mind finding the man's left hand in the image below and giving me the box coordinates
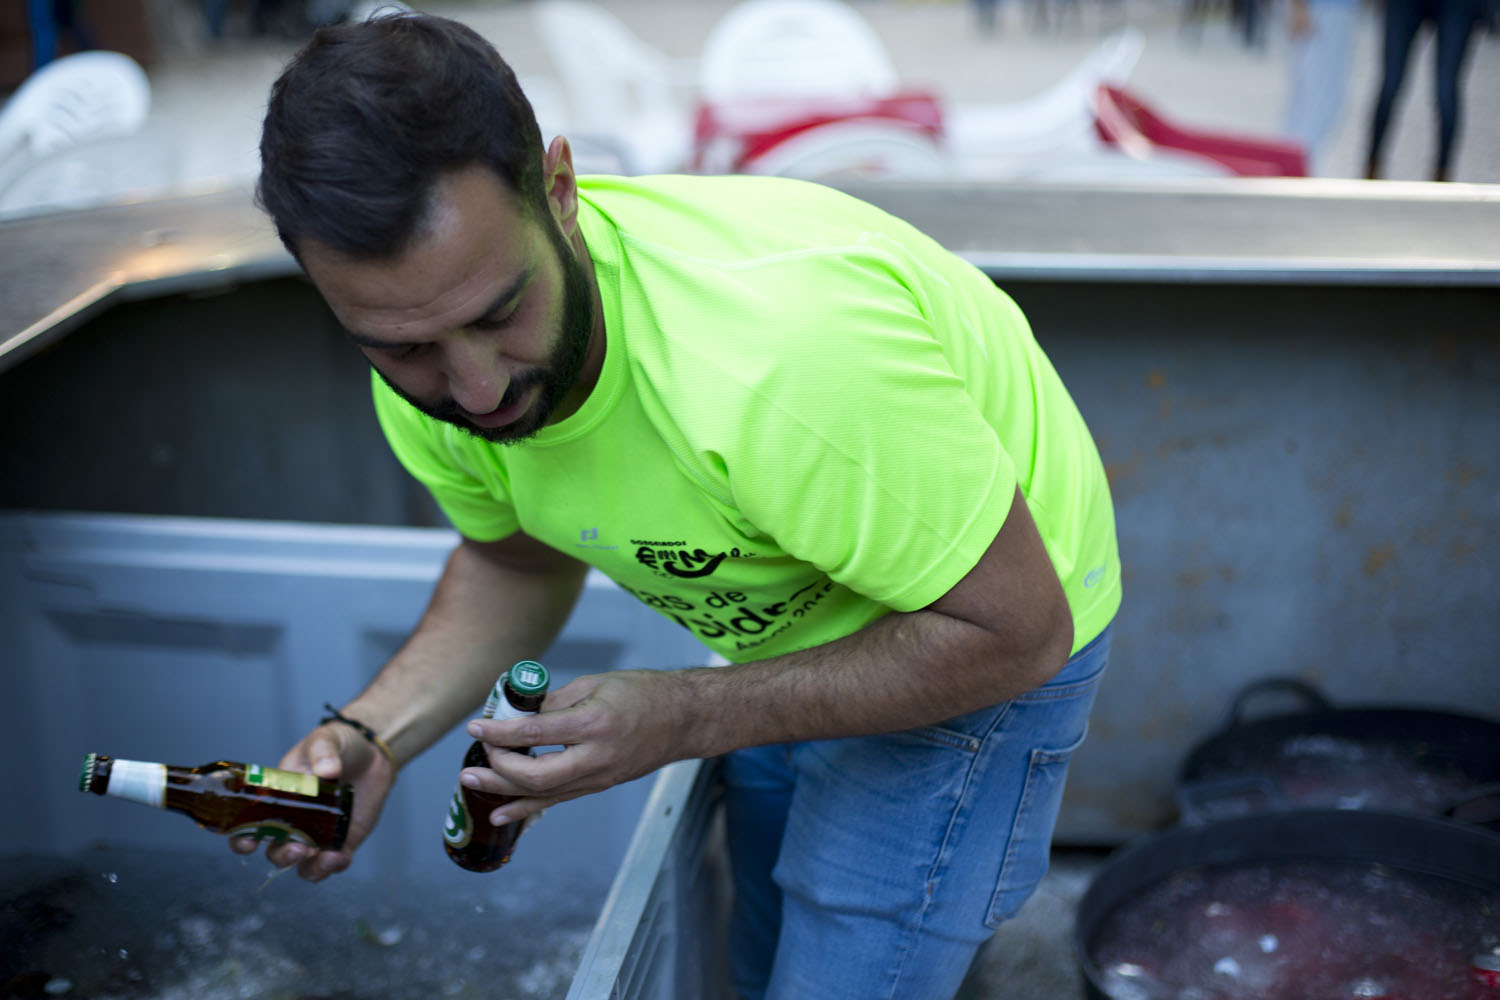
[458,669,688,828]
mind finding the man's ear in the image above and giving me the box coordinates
[543,135,579,237]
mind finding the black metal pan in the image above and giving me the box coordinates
[1073,809,1500,1000]
[1175,677,1500,830]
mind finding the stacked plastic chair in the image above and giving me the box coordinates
[0,50,163,216]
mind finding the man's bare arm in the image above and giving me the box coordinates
[678,485,1074,754]
[466,486,1075,824]
[337,530,589,769]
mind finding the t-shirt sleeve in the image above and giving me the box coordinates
[370,371,520,541]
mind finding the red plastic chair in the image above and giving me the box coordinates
[1093,84,1307,178]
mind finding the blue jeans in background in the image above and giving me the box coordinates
[722,623,1113,1000]
[1366,0,1486,178]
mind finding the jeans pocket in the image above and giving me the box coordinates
[985,723,1090,927]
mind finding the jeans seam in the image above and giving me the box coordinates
[987,722,1091,928]
[880,704,1009,999]
[908,703,1009,752]
[908,726,982,752]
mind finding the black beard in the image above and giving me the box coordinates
[376,221,595,445]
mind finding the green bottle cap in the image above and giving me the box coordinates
[78,753,99,792]
[507,660,550,696]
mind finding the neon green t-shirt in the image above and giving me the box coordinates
[373,175,1119,661]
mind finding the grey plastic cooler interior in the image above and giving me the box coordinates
[0,510,727,997]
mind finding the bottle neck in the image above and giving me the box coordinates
[104,759,168,808]
[480,678,545,720]
[489,692,536,722]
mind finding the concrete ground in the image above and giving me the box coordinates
[958,850,1108,999]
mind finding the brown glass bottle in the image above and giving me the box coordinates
[79,754,353,850]
[443,659,550,872]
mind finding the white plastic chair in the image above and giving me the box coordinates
[944,28,1146,180]
[532,0,695,175]
[347,1,413,20]
[0,50,150,162]
[519,72,633,176]
[0,133,184,217]
[699,0,900,103]
[0,50,164,216]
[998,145,1231,183]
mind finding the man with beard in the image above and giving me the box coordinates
[241,13,1120,1000]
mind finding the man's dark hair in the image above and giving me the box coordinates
[257,13,546,261]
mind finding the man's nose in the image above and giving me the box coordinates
[443,338,505,415]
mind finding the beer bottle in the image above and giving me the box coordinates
[78,754,353,850]
[443,659,550,872]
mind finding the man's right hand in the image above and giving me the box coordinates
[228,720,397,882]
[222,531,587,882]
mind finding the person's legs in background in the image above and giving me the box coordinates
[1283,0,1360,172]
[1241,0,1267,46]
[27,0,57,69]
[1429,0,1482,179]
[51,0,96,51]
[973,0,1001,33]
[1365,0,1429,177]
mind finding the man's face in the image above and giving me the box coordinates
[300,165,599,444]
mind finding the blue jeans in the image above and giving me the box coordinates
[722,624,1113,1000]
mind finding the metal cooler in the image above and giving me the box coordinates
[3,178,1496,997]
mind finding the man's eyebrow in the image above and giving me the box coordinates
[343,268,533,350]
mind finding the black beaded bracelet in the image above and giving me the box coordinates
[320,703,396,766]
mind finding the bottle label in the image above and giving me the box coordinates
[443,784,473,848]
[490,698,531,723]
[225,819,316,847]
[107,760,167,808]
[246,764,319,798]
